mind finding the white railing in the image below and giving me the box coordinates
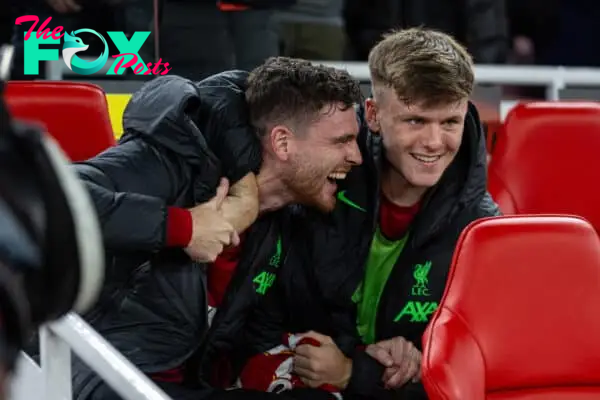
[11,313,173,400]
[46,59,600,101]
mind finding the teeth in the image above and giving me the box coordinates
[327,172,347,180]
[412,154,442,163]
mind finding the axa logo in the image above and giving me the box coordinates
[394,301,437,323]
[15,15,171,76]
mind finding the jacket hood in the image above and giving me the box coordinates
[120,71,261,186]
[121,75,217,167]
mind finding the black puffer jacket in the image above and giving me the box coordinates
[70,71,262,399]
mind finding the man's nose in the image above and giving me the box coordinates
[347,139,363,166]
[422,124,444,151]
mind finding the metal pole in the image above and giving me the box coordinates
[48,313,172,400]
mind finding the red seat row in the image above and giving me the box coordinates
[5,81,115,162]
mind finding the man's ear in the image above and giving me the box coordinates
[365,98,380,133]
[268,125,293,161]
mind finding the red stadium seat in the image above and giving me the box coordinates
[5,81,116,162]
[488,102,600,232]
[422,215,600,400]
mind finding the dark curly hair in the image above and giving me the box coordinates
[246,57,363,138]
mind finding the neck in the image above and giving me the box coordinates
[381,165,427,207]
[256,161,295,214]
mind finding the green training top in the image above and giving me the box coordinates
[354,228,409,344]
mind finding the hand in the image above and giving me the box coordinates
[219,173,259,234]
[185,178,240,262]
[293,331,352,390]
[366,336,421,389]
[46,0,81,13]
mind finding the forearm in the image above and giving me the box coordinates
[73,141,191,252]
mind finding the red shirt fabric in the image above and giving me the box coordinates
[165,207,192,247]
[208,239,244,307]
[379,193,422,240]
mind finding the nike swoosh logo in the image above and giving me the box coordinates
[337,190,366,212]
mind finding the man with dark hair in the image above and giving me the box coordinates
[204,28,500,400]
[71,56,363,400]
[243,57,363,213]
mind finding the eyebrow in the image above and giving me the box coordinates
[393,114,424,123]
[333,133,358,143]
[393,113,463,123]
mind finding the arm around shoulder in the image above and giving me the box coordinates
[73,140,192,253]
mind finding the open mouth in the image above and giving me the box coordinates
[326,171,348,184]
[411,153,442,164]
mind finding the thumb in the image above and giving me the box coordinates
[210,178,229,209]
[230,230,240,247]
[298,331,333,345]
[366,345,394,367]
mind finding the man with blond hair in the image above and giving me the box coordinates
[206,28,499,399]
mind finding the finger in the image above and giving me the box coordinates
[293,354,315,374]
[374,338,394,352]
[294,365,317,380]
[211,178,230,209]
[366,345,393,367]
[413,347,422,367]
[385,348,411,387]
[384,369,405,389]
[297,374,320,388]
[410,349,422,383]
[405,361,420,384]
[294,344,317,358]
[397,356,420,387]
[386,356,413,389]
[217,229,232,246]
[298,331,333,345]
[385,366,409,389]
[208,243,224,261]
[413,367,422,383]
[383,366,398,382]
[230,230,240,247]
[389,338,409,365]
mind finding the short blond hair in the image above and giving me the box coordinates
[368,28,474,106]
